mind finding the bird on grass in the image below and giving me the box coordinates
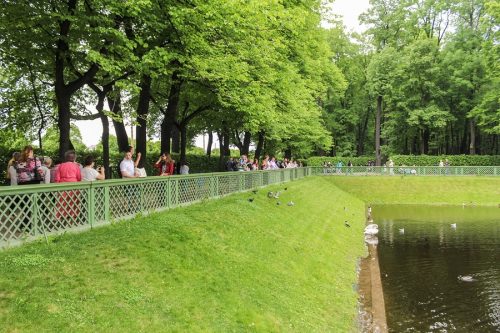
[287,201,294,206]
[344,221,350,228]
[248,198,254,202]
[273,191,281,199]
[267,191,274,198]
[252,190,258,194]
[276,201,281,206]
[398,228,405,234]
[284,187,288,191]
[450,223,457,228]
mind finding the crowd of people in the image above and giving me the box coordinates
[6,146,302,186]
[225,155,302,172]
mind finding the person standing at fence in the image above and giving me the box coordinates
[336,160,343,174]
[179,161,189,175]
[82,156,105,181]
[39,157,52,184]
[54,150,82,223]
[6,152,20,185]
[55,151,82,183]
[155,153,175,176]
[388,159,394,175]
[11,145,42,186]
[120,151,140,178]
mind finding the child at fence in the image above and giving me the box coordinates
[39,156,53,184]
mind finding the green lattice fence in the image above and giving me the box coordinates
[0,168,308,249]
[311,166,500,176]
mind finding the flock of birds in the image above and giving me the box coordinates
[362,211,474,282]
[247,187,295,207]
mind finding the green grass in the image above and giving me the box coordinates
[0,177,367,332]
[328,176,500,206]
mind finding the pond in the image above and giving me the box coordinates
[372,205,500,333]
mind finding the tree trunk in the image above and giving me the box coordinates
[242,131,251,155]
[135,75,152,168]
[460,118,468,154]
[97,103,110,179]
[223,128,230,156]
[162,70,182,154]
[217,132,225,171]
[423,128,430,154]
[357,107,370,155]
[179,124,187,165]
[469,118,476,155]
[284,148,292,160]
[375,95,382,166]
[206,131,213,156]
[171,126,180,154]
[254,131,265,161]
[56,95,72,160]
[107,90,129,152]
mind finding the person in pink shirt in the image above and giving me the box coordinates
[55,150,81,222]
[55,150,81,183]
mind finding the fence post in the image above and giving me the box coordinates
[494,167,498,176]
[165,179,171,209]
[88,185,95,228]
[31,193,38,236]
[104,186,110,221]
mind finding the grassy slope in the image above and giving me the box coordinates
[329,176,500,206]
[0,177,366,332]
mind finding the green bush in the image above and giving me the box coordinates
[306,156,374,167]
[306,155,500,167]
[390,155,500,166]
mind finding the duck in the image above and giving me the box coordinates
[364,223,379,235]
[458,275,475,282]
[450,223,457,228]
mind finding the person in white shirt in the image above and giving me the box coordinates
[179,162,189,175]
[120,151,139,178]
[82,156,105,181]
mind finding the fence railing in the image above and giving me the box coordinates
[0,168,309,249]
[2,165,498,248]
[311,165,500,176]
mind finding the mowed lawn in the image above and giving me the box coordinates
[329,176,500,206]
[0,177,367,332]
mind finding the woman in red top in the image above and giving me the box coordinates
[155,153,175,176]
[55,151,82,182]
[55,150,82,221]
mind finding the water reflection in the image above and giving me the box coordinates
[374,205,500,333]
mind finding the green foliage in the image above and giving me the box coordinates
[307,156,374,166]
[307,155,500,166]
[390,154,500,166]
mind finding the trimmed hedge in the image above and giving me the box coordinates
[306,156,374,167]
[307,155,500,167]
[390,155,500,166]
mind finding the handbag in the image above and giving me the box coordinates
[135,167,147,178]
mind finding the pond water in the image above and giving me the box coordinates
[373,205,500,333]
